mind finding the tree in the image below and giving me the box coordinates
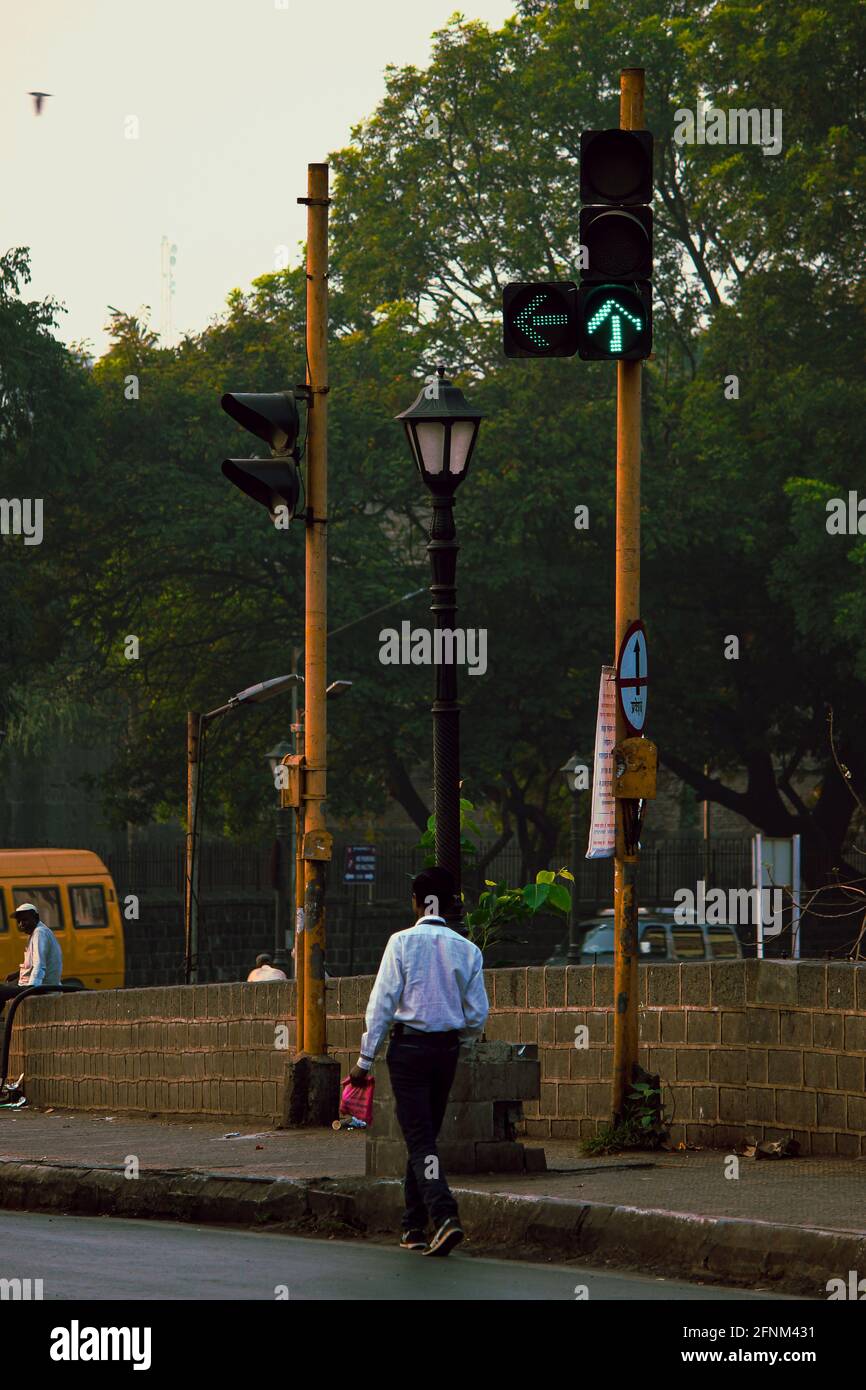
[5,0,865,882]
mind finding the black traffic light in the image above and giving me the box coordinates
[578,128,653,360]
[221,391,302,520]
[502,281,578,358]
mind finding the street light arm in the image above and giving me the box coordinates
[231,674,301,706]
[202,673,302,723]
[201,702,230,723]
[327,587,426,640]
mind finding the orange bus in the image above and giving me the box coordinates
[0,850,125,989]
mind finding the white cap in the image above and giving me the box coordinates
[13,903,38,916]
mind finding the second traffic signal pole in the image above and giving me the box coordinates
[612,68,644,1121]
[301,162,330,1058]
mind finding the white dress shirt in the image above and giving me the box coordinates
[19,922,63,987]
[356,915,489,1070]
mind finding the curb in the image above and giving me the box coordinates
[0,1159,855,1297]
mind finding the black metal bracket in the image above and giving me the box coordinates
[1,984,84,1096]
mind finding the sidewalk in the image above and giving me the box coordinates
[1,1108,863,1296]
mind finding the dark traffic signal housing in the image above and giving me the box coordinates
[580,128,653,204]
[579,205,652,281]
[221,390,302,521]
[577,282,652,361]
[502,281,578,358]
[578,128,653,360]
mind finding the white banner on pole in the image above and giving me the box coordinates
[586,666,616,859]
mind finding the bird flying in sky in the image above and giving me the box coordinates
[28,92,53,115]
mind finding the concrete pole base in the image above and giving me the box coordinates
[281,1053,341,1128]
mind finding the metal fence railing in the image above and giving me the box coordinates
[96,835,760,906]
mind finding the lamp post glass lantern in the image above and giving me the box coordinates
[397,365,483,494]
[396,366,483,919]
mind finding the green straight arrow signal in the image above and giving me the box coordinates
[586,297,643,354]
[514,293,569,350]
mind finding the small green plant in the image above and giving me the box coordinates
[417,798,481,870]
[583,1077,670,1155]
[415,798,573,954]
[465,867,573,954]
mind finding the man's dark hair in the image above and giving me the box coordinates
[412,866,455,917]
[255,953,273,967]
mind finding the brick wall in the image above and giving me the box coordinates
[10,983,297,1124]
[326,962,866,1156]
[8,962,866,1154]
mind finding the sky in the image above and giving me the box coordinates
[2,0,515,358]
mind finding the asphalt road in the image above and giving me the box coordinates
[0,1212,792,1301]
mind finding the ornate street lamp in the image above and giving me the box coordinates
[396,366,483,916]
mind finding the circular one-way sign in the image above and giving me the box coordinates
[616,619,648,735]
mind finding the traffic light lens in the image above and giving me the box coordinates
[580,284,650,359]
[502,282,578,358]
[586,297,641,352]
[582,208,651,278]
[582,130,648,201]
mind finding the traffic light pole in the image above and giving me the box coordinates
[612,67,644,1122]
[300,162,330,1059]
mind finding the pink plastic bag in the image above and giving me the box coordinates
[339,1074,375,1126]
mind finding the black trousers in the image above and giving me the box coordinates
[0,985,22,1010]
[386,1028,460,1232]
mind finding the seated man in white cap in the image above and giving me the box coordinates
[246,953,287,982]
[0,903,64,1008]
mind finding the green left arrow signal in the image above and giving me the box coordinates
[502,281,578,358]
[514,293,570,350]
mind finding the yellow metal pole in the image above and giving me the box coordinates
[612,68,644,1121]
[301,162,330,1057]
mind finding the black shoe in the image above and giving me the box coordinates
[422,1217,464,1257]
[399,1229,428,1251]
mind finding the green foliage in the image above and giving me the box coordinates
[464,866,572,955]
[417,797,482,869]
[583,1080,670,1155]
[416,798,572,952]
[0,248,101,735]
[2,0,865,870]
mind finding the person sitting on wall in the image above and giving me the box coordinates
[246,953,288,982]
[0,903,64,1009]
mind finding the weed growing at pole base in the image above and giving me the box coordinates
[583,1074,670,1155]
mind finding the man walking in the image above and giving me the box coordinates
[0,903,63,1009]
[349,865,488,1257]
